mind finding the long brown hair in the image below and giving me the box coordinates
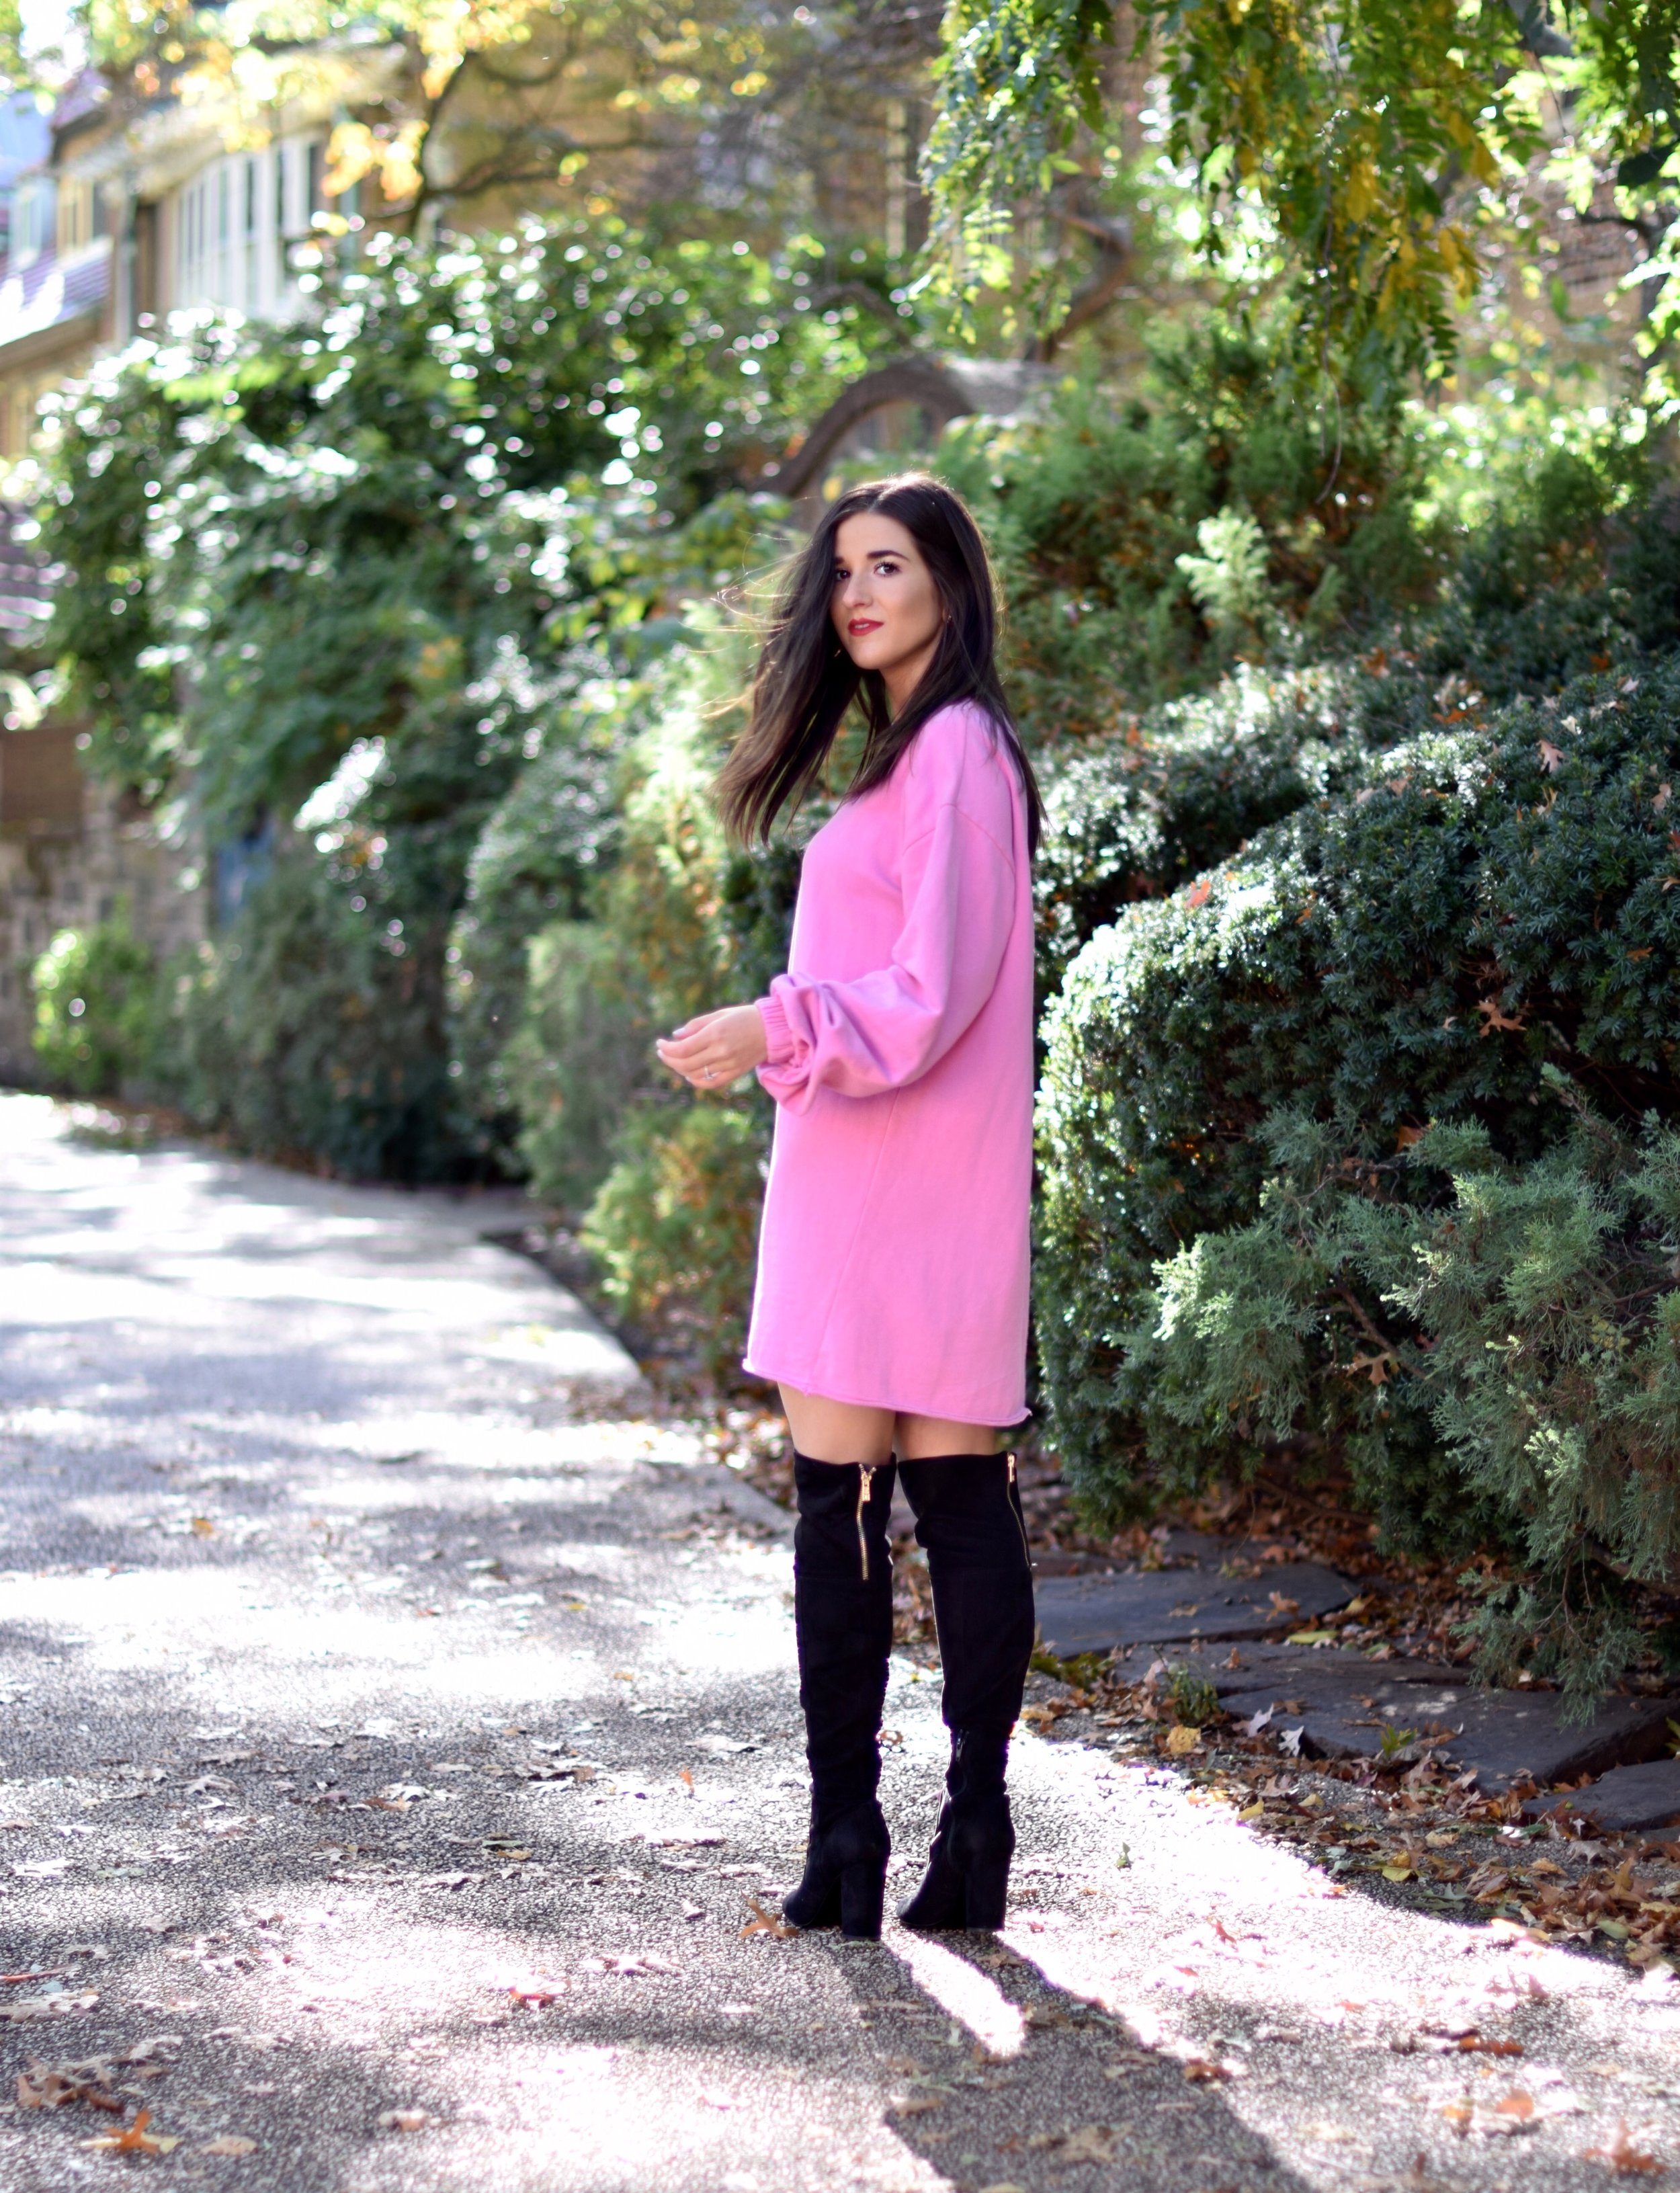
[716,473,1043,855]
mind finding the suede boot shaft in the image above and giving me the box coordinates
[783,1452,896,1938]
[896,1451,1035,1735]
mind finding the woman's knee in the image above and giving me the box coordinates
[781,1385,895,1466]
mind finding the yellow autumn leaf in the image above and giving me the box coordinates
[1166,1724,1200,1755]
[1381,1862,1415,1882]
[1343,160,1379,221]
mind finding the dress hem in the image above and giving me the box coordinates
[743,1352,1029,1428]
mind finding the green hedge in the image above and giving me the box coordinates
[1033,446,1680,993]
[1036,655,1680,1692]
[1132,1089,1680,1712]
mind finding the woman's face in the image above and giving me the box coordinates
[830,511,943,708]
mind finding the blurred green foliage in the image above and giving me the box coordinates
[34,219,896,1177]
[31,909,159,1098]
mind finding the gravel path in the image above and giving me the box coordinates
[0,1089,1675,2193]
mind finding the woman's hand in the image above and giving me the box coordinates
[656,1003,770,1091]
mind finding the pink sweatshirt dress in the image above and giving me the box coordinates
[745,699,1034,1425]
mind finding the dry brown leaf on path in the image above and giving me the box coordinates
[82,2107,179,2155]
[1025,2125,1121,2161]
[1059,2125,1122,2164]
[199,2136,257,2156]
[739,1895,796,1940]
[1586,2123,1664,2174]
[378,2108,431,2133]
[1166,1725,1200,1756]
[509,1982,561,2008]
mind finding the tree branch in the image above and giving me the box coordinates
[1027,207,1133,362]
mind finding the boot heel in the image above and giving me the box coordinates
[898,1847,965,1930]
[839,1858,886,1939]
[957,1853,1011,1930]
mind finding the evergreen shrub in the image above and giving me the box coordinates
[1034,446,1680,993]
[1134,1090,1680,1712]
[939,313,1429,743]
[1036,656,1680,1692]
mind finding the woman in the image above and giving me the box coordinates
[657,474,1040,1939]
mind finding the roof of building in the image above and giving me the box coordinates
[0,235,109,356]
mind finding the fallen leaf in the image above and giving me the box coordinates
[83,2107,180,2155]
[1540,739,1564,772]
[1059,2125,1121,2163]
[1185,876,1213,909]
[509,1983,561,2008]
[1181,2057,1228,2083]
[1241,1706,1273,1738]
[1476,997,1526,1036]
[741,1895,798,1940]
[1494,2092,1536,2123]
[199,2135,258,2156]
[378,2108,430,2133]
[1586,2124,1663,2174]
[1166,1725,1200,1756]
[896,2095,945,2116]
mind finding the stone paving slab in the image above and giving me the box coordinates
[1530,1757,1680,1833]
[1035,1562,1355,1658]
[1105,1642,1468,1694]
[1218,1664,1676,1790]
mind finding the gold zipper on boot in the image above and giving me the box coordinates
[856,1464,876,1580]
[1006,1452,1032,1565]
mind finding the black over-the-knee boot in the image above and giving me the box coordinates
[896,1450,1036,1930]
[782,1451,896,1939]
